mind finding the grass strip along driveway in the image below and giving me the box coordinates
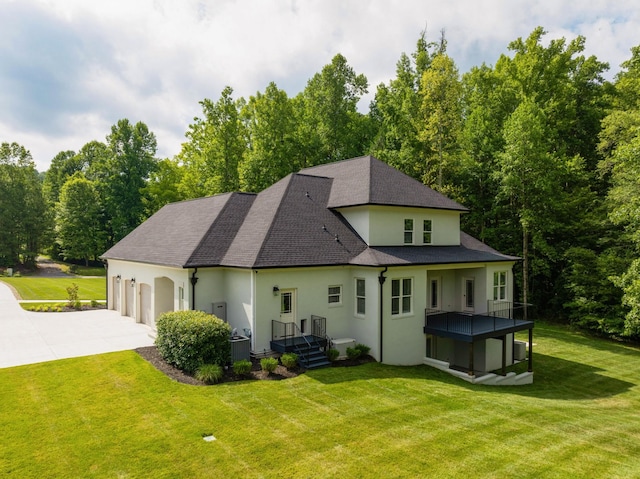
[0,277,105,301]
[1,322,640,478]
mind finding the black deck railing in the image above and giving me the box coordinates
[272,316,328,349]
[424,302,533,337]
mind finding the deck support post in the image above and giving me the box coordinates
[468,342,474,376]
[502,335,507,376]
[528,328,533,373]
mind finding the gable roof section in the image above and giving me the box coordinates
[101,193,255,268]
[300,155,468,212]
[349,232,519,266]
[222,173,368,268]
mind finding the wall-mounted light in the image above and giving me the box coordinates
[131,278,136,287]
[272,286,279,296]
[116,274,121,283]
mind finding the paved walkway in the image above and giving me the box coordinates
[0,281,155,369]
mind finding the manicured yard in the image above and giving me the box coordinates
[1,322,640,478]
[0,277,105,301]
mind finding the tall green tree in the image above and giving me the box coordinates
[0,142,47,267]
[99,119,158,243]
[417,52,463,193]
[240,82,299,192]
[179,87,245,197]
[55,173,105,265]
[295,54,369,166]
[43,150,78,205]
[142,158,185,216]
[370,30,441,180]
[497,99,560,311]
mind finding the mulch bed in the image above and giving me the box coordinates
[135,346,374,386]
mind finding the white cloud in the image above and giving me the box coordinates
[1,0,638,171]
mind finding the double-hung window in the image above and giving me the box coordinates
[423,219,432,244]
[391,278,413,315]
[355,279,365,316]
[328,285,342,305]
[404,219,414,244]
[493,271,507,301]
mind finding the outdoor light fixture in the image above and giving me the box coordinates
[116,274,121,283]
[273,286,279,296]
[131,278,136,287]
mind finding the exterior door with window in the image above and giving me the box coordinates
[429,277,441,311]
[462,278,475,312]
[280,289,296,323]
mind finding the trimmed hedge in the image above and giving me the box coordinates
[155,310,231,374]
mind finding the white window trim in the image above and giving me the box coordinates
[328,285,343,307]
[404,218,414,245]
[391,277,413,317]
[423,219,433,244]
[355,278,366,317]
[493,271,508,302]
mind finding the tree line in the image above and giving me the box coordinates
[2,27,639,340]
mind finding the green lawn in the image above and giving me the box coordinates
[0,277,106,301]
[1,322,640,478]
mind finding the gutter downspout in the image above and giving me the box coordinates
[190,268,198,310]
[378,267,388,363]
[103,260,108,309]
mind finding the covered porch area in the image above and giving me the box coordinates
[423,303,534,385]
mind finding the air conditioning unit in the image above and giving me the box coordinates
[332,338,356,360]
[514,341,526,361]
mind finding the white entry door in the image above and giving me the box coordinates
[280,289,296,323]
[462,278,475,312]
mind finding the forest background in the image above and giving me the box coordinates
[2,27,640,341]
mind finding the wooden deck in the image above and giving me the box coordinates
[424,311,534,342]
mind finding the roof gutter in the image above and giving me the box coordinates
[378,266,388,363]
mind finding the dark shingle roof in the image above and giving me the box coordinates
[101,193,255,267]
[223,173,368,268]
[349,232,519,266]
[300,155,468,212]
[102,156,512,269]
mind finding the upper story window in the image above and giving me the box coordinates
[423,219,432,244]
[391,278,413,315]
[493,271,507,301]
[328,285,342,305]
[355,278,366,315]
[404,219,414,244]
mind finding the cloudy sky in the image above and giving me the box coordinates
[2,0,638,171]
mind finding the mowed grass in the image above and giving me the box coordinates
[0,277,105,301]
[1,322,640,478]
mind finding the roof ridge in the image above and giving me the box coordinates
[184,192,237,266]
[251,174,297,267]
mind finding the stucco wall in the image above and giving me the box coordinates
[107,260,189,322]
[339,205,461,246]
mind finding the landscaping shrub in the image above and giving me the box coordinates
[355,343,370,357]
[260,357,278,374]
[346,346,361,360]
[280,353,298,370]
[195,364,224,384]
[155,310,231,374]
[327,348,340,361]
[233,359,252,376]
[66,283,81,310]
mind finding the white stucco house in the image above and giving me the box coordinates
[102,156,534,382]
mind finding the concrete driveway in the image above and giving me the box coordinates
[0,281,155,369]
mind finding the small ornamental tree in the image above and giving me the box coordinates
[155,310,231,374]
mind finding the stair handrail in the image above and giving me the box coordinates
[311,315,331,351]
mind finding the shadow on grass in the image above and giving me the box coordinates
[305,352,635,401]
